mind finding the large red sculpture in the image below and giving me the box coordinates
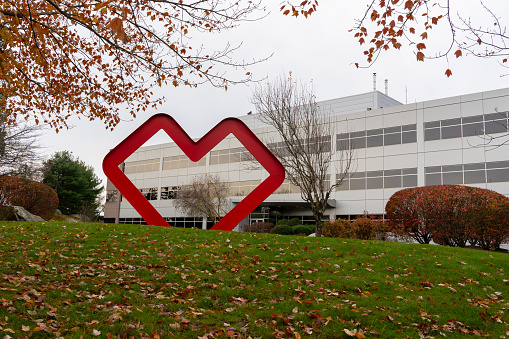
[103,114,285,231]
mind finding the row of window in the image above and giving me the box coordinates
[337,124,417,150]
[425,160,509,186]
[268,136,332,157]
[337,168,418,191]
[163,155,206,170]
[424,112,509,141]
[122,112,509,174]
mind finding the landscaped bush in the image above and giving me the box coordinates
[270,225,293,235]
[0,176,59,220]
[386,185,509,250]
[292,224,314,236]
[276,219,290,226]
[242,222,274,233]
[287,218,301,227]
[304,224,316,234]
[351,217,376,240]
[321,218,352,238]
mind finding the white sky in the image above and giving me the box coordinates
[40,1,509,187]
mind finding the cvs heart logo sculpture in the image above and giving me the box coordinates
[103,113,285,231]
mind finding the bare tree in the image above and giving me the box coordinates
[174,174,230,226]
[251,74,355,236]
[0,117,43,180]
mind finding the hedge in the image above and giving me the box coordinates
[0,175,59,220]
[386,185,509,250]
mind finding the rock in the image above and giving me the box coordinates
[12,206,44,222]
[55,209,62,215]
[308,233,316,237]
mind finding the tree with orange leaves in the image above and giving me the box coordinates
[0,0,263,131]
[281,1,508,78]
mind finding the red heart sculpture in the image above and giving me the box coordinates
[103,113,285,231]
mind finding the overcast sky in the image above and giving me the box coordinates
[40,1,509,187]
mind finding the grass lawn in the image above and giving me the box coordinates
[0,221,508,338]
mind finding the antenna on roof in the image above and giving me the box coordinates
[373,73,377,92]
[385,79,388,96]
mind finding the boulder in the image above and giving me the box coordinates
[13,206,45,222]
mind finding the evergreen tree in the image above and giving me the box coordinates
[42,151,103,217]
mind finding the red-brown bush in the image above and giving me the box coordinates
[322,218,352,238]
[386,185,509,249]
[0,175,59,220]
[242,222,274,233]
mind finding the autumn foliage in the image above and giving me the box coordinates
[386,185,509,250]
[322,217,388,241]
[0,175,59,220]
[0,1,261,131]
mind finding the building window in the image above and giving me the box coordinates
[140,187,158,200]
[424,111,509,142]
[163,155,205,170]
[337,167,418,191]
[337,124,417,150]
[160,186,181,199]
[124,159,160,174]
[106,190,119,202]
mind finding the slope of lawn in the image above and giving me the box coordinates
[0,221,508,338]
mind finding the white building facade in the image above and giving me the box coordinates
[104,88,509,229]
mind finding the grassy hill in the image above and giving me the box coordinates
[0,221,507,338]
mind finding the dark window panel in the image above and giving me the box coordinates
[442,164,463,172]
[425,173,442,186]
[384,176,402,188]
[336,180,349,191]
[402,124,417,131]
[367,128,383,136]
[425,121,440,128]
[403,168,418,175]
[403,175,418,187]
[384,133,401,146]
[441,118,461,126]
[350,178,366,190]
[464,163,485,171]
[484,112,507,121]
[484,120,507,134]
[367,135,383,147]
[337,139,350,151]
[384,169,402,176]
[350,131,366,138]
[462,115,483,124]
[337,133,349,140]
[352,137,366,149]
[425,166,441,173]
[462,122,484,137]
[441,125,462,139]
[487,168,509,183]
[366,170,383,177]
[424,128,441,141]
[464,170,486,184]
[384,126,401,134]
[443,172,463,185]
[486,161,509,169]
[402,131,417,143]
[367,177,383,189]
[350,172,366,179]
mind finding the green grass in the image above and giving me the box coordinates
[0,221,508,338]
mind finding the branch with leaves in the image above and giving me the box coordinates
[0,0,264,131]
[282,1,508,77]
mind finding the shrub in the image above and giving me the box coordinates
[322,218,352,238]
[0,176,59,220]
[386,185,509,249]
[287,218,301,227]
[270,225,293,235]
[0,205,16,221]
[351,217,376,240]
[292,224,314,236]
[243,222,274,233]
[276,219,290,226]
[304,224,316,234]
